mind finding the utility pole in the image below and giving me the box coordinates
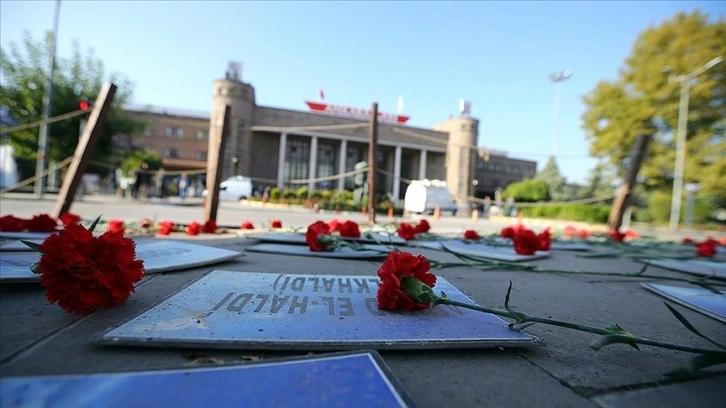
[34,0,61,197]
[368,102,378,225]
[547,70,571,158]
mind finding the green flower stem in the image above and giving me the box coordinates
[434,297,726,355]
[435,246,726,289]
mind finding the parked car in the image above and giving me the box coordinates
[203,176,253,201]
[404,179,458,215]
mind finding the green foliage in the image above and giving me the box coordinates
[648,191,673,224]
[503,178,550,202]
[521,204,610,224]
[282,189,296,199]
[0,31,146,179]
[269,187,281,200]
[295,186,308,200]
[120,150,163,176]
[536,157,569,201]
[581,11,726,199]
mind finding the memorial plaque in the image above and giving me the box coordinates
[1,239,44,252]
[0,351,413,408]
[0,241,242,283]
[640,259,726,279]
[642,283,726,323]
[0,231,55,240]
[245,231,406,245]
[245,243,390,259]
[411,240,550,262]
[98,270,535,350]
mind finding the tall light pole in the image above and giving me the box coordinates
[547,70,571,158]
[668,56,723,231]
[34,0,61,197]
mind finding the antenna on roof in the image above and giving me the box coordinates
[226,61,242,81]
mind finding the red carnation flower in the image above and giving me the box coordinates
[500,226,520,239]
[696,238,718,257]
[25,214,58,232]
[609,229,626,243]
[202,219,217,233]
[463,230,480,240]
[328,219,342,232]
[397,223,417,240]
[513,229,539,255]
[0,214,26,231]
[240,221,254,230]
[271,219,282,229]
[563,225,577,238]
[139,218,153,229]
[339,221,361,238]
[37,222,144,314]
[577,229,590,239]
[158,221,174,235]
[536,228,551,251]
[186,222,200,236]
[414,219,431,234]
[107,219,125,234]
[624,229,639,239]
[59,213,81,226]
[306,221,334,252]
[720,237,726,246]
[376,251,436,311]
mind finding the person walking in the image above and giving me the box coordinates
[178,172,189,200]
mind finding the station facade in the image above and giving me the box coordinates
[126,66,536,205]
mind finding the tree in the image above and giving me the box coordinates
[0,31,146,180]
[581,11,726,201]
[502,178,550,202]
[536,157,568,201]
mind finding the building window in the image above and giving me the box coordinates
[196,130,208,140]
[316,143,337,190]
[284,139,309,187]
[165,126,174,137]
[165,126,184,138]
[195,151,207,161]
[163,148,180,158]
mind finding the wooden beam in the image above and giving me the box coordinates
[607,134,651,231]
[367,102,378,225]
[53,83,117,217]
[204,105,231,223]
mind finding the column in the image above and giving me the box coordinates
[337,139,347,190]
[308,135,318,192]
[419,149,427,180]
[276,132,287,189]
[392,146,402,201]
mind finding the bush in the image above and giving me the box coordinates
[270,188,281,200]
[503,179,550,202]
[648,191,672,224]
[520,204,610,224]
[296,187,308,200]
[283,189,296,199]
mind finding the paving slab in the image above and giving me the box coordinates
[592,374,725,407]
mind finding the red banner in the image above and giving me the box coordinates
[305,101,410,124]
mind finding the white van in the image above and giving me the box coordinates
[204,176,253,201]
[404,179,458,215]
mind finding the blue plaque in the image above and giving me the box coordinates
[0,351,413,408]
[0,231,55,240]
[640,259,726,279]
[412,240,550,262]
[245,243,390,259]
[0,241,242,283]
[642,283,726,323]
[550,241,591,251]
[1,239,44,252]
[98,270,535,350]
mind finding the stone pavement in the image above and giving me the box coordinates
[1,215,724,406]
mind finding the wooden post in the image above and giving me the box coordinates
[204,105,231,223]
[53,83,117,217]
[607,134,651,231]
[367,102,378,225]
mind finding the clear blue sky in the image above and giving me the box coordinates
[1,1,724,184]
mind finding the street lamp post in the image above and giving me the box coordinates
[34,0,61,197]
[547,70,571,158]
[668,56,723,231]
